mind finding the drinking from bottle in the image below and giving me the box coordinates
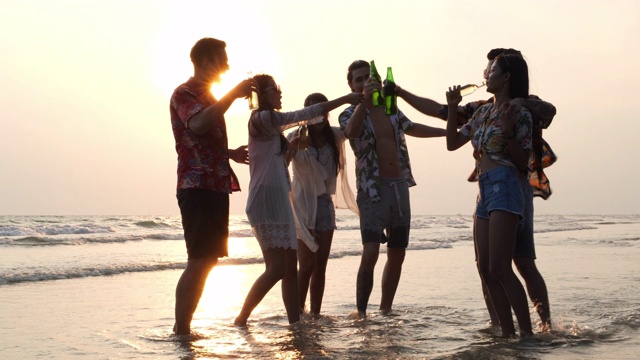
[459,82,486,97]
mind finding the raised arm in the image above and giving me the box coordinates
[318,92,363,115]
[189,79,253,135]
[396,85,445,118]
[445,85,470,151]
[405,123,446,138]
[342,77,375,139]
[271,92,363,133]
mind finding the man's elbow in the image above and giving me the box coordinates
[446,139,460,151]
[343,128,359,139]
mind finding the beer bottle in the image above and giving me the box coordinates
[370,60,384,108]
[298,125,308,150]
[459,82,486,97]
[383,67,397,115]
[247,71,259,110]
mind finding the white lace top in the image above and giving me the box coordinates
[245,105,323,250]
[287,127,359,251]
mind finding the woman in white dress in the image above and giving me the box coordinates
[285,93,359,317]
[234,75,363,326]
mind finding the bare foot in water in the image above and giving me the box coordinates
[347,310,366,320]
[173,322,191,336]
[234,317,247,327]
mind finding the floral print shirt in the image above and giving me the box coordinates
[338,105,416,202]
[170,77,240,192]
[460,103,532,168]
[450,97,557,199]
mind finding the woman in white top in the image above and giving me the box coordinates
[234,75,363,326]
[285,93,359,317]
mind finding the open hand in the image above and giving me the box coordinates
[229,145,249,165]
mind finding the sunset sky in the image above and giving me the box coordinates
[1,0,639,215]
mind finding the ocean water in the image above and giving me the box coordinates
[1,214,639,359]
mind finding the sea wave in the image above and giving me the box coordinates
[134,220,173,228]
[0,257,266,286]
[0,229,256,247]
[0,223,114,237]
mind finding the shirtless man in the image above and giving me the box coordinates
[339,60,445,317]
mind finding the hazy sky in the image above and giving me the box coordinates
[1,0,639,215]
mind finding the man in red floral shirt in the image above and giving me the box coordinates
[170,37,253,335]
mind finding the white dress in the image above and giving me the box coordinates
[245,105,324,250]
[287,127,359,251]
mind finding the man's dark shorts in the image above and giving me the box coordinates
[357,178,411,248]
[177,188,229,260]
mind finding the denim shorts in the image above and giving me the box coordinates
[315,194,337,231]
[357,178,411,248]
[514,177,536,258]
[475,166,524,220]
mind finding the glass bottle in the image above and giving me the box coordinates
[248,89,259,110]
[298,125,308,150]
[370,60,384,108]
[247,71,259,110]
[459,82,486,97]
[383,67,397,115]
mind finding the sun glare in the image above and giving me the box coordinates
[151,0,282,102]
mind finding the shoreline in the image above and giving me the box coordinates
[2,230,639,359]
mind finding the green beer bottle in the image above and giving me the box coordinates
[383,67,397,115]
[370,60,384,108]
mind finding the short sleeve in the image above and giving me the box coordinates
[171,87,205,127]
[396,109,414,132]
[515,108,533,151]
[338,105,355,133]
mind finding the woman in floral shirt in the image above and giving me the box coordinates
[445,53,533,338]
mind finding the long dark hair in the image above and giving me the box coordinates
[303,93,340,175]
[495,54,529,99]
[495,54,542,177]
[253,74,288,155]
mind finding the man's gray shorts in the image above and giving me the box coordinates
[357,178,411,248]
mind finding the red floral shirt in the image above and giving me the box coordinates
[170,77,240,193]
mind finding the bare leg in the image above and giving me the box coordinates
[174,258,217,335]
[488,211,533,336]
[309,229,334,315]
[474,218,499,325]
[356,242,380,316]
[282,248,301,324]
[514,257,551,328]
[481,281,500,325]
[297,238,316,313]
[379,247,406,313]
[476,216,516,337]
[234,248,286,326]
